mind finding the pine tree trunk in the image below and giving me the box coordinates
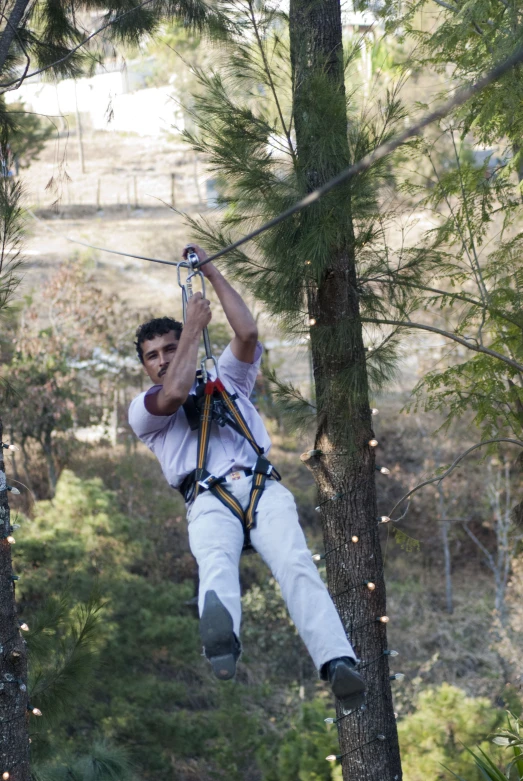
[0,418,30,781]
[289,1,402,778]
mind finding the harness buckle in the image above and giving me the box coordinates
[198,474,219,491]
[254,458,273,476]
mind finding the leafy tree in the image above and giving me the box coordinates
[381,0,523,184]
[363,125,523,442]
[397,683,505,781]
[3,102,54,173]
[4,263,138,496]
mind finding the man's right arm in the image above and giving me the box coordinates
[145,293,211,416]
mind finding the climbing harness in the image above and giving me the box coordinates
[176,251,281,549]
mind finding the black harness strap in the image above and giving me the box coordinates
[180,375,281,547]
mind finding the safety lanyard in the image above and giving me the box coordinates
[177,251,218,382]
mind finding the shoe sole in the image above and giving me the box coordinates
[199,590,238,681]
[330,664,366,714]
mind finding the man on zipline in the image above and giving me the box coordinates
[128,244,365,712]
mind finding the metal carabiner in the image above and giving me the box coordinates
[177,250,218,382]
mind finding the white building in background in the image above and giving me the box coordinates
[5,2,382,137]
[5,58,185,137]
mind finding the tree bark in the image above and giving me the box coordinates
[289,1,402,779]
[0,418,30,781]
[0,0,31,74]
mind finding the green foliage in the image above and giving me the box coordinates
[261,367,316,432]
[29,592,107,727]
[398,683,504,781]
[2,101,55,170]
[33,741,136,781]
[0,173,23,311]
[351,0,523,443]
[15,468,275,780]
[395,130,523,440]
[181,1,410,428]
[445,712,523,781]
[0,0,230,87]
[383,0,523,177]
[492,712,523,780]
[257,699,340,781]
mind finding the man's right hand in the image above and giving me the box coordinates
[186,292,212,331]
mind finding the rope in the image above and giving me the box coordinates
[25,209,178,267]
[25,44,523,271]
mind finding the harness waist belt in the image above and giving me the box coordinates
[179,374,281,549]
[223,468,253,483]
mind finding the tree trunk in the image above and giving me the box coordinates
[437,485,453,614]
[289,1,402,779]
[0,0,31,75]
[42,430,57,497]
[0,418,30,781]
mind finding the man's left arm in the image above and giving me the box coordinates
[185,245,258,364]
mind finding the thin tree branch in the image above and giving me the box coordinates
[432,0,459,12]
[388,438,523,519]
[246,0,297,168]
[363,276,523,331]
[449,128,490,307]
[361,317,523,373]
[462,522,497,572]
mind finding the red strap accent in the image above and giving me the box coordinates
[214,378,225,392]
[204,380,216,394]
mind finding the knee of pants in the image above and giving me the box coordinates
[196,546,239,577]
[272,548,317,586]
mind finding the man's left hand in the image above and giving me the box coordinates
[183,244,217,279]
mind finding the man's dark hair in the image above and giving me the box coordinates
[135,317,183,364]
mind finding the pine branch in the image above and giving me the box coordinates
[29,592,107,724]
[0,0,156,90]
[246,0,297,167]
[262,366,316,432]
[194,41,523,270]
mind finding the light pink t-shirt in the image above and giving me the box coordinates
[128,342,271,490]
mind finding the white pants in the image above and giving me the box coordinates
[187,476,355,672]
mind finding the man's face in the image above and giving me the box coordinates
[141,330,180,385]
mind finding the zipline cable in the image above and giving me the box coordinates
[25,43,523,270]
[25,209,178,267]
[193,43,523,270]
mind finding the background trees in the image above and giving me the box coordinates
[1,0,523,779]
[4,263,137,497]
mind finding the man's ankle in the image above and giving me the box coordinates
[320,656,357,681]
